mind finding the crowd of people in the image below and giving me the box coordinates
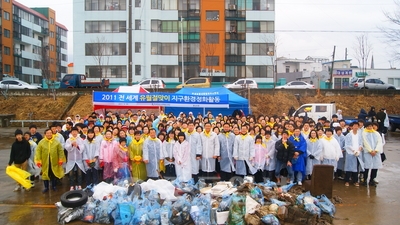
[7,107,389,193]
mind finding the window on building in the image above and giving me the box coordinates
[135,42,141,53]
[85,0,127,11]
[4,29,10,38]
[206,33,219,44]
[61,54,68,61]
[20,45,25,51]
[206,11,219,21]
[85,21,126,33]
[285,66,290,73]
[86,65,127,78]
[50,18,54,24]
[206,56,219,66]
[4,46,10,55]
[33,60,41,69]
[135,20,141,30]
[4,11,10,20]
[151,0,161,9]
[50,31,54,38]
[135,65,141,75]
[85,43,127,56]
[151,20,162,32]
[4,64,11,73]
[245,21,274,33]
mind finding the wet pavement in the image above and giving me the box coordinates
[0,127,399,225]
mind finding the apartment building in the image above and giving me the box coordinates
[1,0,68,84]
[74,0,275,84]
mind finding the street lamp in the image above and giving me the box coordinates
[180,17,185,85]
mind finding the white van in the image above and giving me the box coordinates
[293,103,337,122]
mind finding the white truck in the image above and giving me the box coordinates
[293,103,337,122]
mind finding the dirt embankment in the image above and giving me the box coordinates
[1,93,400,120]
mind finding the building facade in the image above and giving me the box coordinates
[0,0,68,84]
[74,0,275,84]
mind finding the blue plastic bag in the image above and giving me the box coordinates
[228,194,246,225]
[317,194,336,217]
[261,214,280,225]
[114,203,135,225]
[191,194,211,225]
[94,199,113,224]
[280,183,295,193]
[218,194,232,212]
[296,192,305,205]
[250,186,265,205]
[270,199,287,207]
[304,203,321,217]
[262,180,277,189]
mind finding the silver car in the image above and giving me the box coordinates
[224,79,258,89]
[138,79,166,89]
[353,78,396,89]
[275,81,315,89]
[0,80,41,89]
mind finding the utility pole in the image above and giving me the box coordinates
[329,46,336,89]
[128,0,133,85]
[180,17,185,85]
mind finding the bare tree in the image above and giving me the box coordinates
[381,0,400,61]
[39,44,56,99]
[86,36,110,87]
[353,34,372,90]
[200,35,217,77]
[261,34,279,88]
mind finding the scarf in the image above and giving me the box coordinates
[149,136,158,141]
[87,137,95,143]
[119,145,128,152]
[241,133,248,140]
[104,137,113,143]
[287,131,294,136]
[364,128,375,133]
[292,136,300,142]
[224,132,230,137]
[204,131,211,138]
[283,141,288,149]
[132,138,144,145]
[309,137,317,143]
[186,130,195,135]
[324,136,333,141]
[69,136,77,142]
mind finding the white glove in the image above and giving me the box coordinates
[113,168,118,173]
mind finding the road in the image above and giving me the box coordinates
[0,128,399,225]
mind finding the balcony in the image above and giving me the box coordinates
[225,55,245,65]
[14,48,22,57]
[178,9,200,19]
[41,27,49,35]
[225,10,245,20]
[13,14,21,24]
[178,55,200,65]
[14,66,22,75]
[13,32,21,41]
[225,32,245,42]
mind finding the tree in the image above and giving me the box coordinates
[200,34,217,78]
[86,36,110,88]
[382,0,400,61]
[353,34,372,91]
[261,34,279,88]
[39,44,56,99]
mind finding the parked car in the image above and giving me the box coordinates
[0,80,41,89]
[224,79,258,89]
[353,78,396,89]
[176,77,211,88]
[138,79,166,89]
[275,81,315,89]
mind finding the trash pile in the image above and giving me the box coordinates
[56,177,336,225]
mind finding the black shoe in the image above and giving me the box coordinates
[52,186,57,191]
[369,181,377,187]
[362,181,368,186]
[42,188,49,193]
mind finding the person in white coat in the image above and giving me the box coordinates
[344,122,364,187]
[253,135,267,183]
[173,132,192,182]
[185,122,202,182]
[233,126,256,177]
[320,128,343,173]
[263,131,276,181]
[65,127,85,191]
[83,129,101,186]
[362,122,383,187]
[143,128,163,180]
[162,131,176,178]
[200,123,220,176]
[218,123,236,181]
[306,130,322,179]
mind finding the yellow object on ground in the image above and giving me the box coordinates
[6,165,32,189]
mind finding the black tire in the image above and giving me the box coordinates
[60,190,88,208]
[390,123,397,132]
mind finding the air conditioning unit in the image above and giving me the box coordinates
[228,4,237,10]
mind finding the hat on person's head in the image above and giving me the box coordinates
[66,117,72,121]
[14,129,23,136]
[189,112,193,115]
[99,114,104,118]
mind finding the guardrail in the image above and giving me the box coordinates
[10,120,65,128]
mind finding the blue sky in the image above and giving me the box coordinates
[17,0,400,68]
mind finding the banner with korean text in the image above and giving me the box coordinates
[93,92,229,108]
